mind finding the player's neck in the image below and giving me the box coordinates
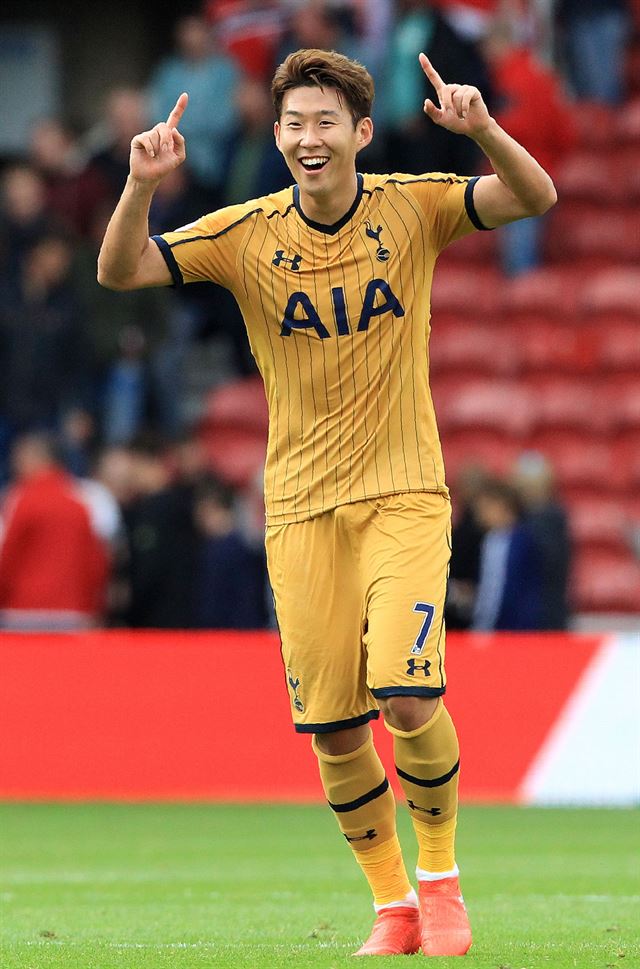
[297,173,359,227]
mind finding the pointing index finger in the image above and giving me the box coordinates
[419,52,444,92]
[166,92,188,128]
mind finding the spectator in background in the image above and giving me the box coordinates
[29,117,111,240]
[167,428,212,495]
[512,451,572,630]
[0,231,91,441]
[92,444,138,626]
[381,0,493,176]
[73,205,177,444]
[435,0,498,42]
[483,15,577,275]
[148,14,240,214]
[472,478,543,631]
[148,166,195,235]
[0,432,109,630]
[556,0,631,105]
[278,1,364,67]
[59,406,97,479]
[124,434,197,628]
[89,88,150,203]
[223,77,292,203]
[351,0,394,83]
[192,475,269,629]
[0,164,63,299]
[205,0,284,80]
[445,463,487,629]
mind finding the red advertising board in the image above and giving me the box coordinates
[0,631,603,802]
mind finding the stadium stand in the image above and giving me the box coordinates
[2,3,638,626]
[435,60,640,614]
[197,376,268,488]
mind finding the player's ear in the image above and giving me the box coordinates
[274,121,282,152]
[356,117,373,154]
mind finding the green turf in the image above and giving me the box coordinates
[0,803,638,968]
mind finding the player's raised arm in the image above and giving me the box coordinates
[418,52,557,228]
[97,93,188,291]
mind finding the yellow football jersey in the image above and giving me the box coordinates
[153,171,484,524]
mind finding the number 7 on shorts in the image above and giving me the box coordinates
[410,602,436,655]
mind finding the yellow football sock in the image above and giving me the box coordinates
[313,733,412,906]
[386,700,460,873]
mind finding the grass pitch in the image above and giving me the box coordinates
[0,803,638,969]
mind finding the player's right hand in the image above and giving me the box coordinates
[129,93,188,183]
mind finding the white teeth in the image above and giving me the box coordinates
[300,157,329,168]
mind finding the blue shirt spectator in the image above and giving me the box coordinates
[472,479,543,632]
[193,475,269,629]
[149,15,240,207]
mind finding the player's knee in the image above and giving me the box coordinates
[378,694,439,732]
[314,723,371,756]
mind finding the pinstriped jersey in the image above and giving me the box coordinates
[153,171,483,524]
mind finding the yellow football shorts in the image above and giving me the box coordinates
[265,492,452,733]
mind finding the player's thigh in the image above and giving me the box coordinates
[362,492,451,698]
[265,513,374,732]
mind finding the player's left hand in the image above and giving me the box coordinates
[419,52,491,137]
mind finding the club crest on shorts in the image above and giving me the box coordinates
[287,668,304,713]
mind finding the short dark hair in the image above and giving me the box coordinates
[194,474,235,511]
[476,479,524,518]
[271,48,374,126]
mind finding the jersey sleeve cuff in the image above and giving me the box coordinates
[464,176,492,231]
[151,235,184,287]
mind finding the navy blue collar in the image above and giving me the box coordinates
[293,173,364,235]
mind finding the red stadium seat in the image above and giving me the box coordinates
[545,205,640,264]
[430,266,503,320]
[572,549,640,613]
[554,148,640,204]
[568,496,629,550]
[554,152,621,204]
[601,377,640,432]
[199,425,266,489]
[201,376,269,432]
[525,377,605,433]
[438,227,496,266]
[611,433,640,494]
[526,431,618,493]
[594,320,640,372]
[616,95,640,143]
[571,100,617,148]
[197,377,268,488]
[580,268,640,317]
[440,430,521,481]
[429,321,517,376]
[433,378,535,436]
[512,321,597,374]
[501,267,582,318]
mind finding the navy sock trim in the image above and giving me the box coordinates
[328,777,390,813]
[396,759,460,789]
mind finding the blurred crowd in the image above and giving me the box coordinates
[0,430,271,630]
[0,428,571,632]
[0,0,637,630]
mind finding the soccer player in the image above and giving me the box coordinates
[98,48,556,956]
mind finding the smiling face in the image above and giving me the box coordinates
[274,84,373,221]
